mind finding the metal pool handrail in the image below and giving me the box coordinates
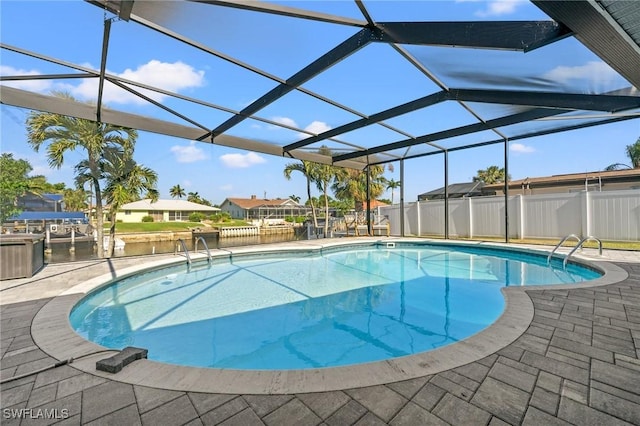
[547,234,581,264]
[175,238,191,265]
[563,236,603,268]
[194,236,212,263]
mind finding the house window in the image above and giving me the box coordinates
[169,211,187,221]
[125,210,131,215]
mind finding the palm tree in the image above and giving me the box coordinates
[313,146,339,235]
[102,149,158,257]
[604,137,640,170]
[187,191,201,203]
[332,165,387,224]
[627,138,640,168]
[385,178,401,204]
[289,195,301,203]
[284,161,319,229]
[170,184,186,199]
[26,91,137,258]
[62,188,89,211]
[473,165,508,184]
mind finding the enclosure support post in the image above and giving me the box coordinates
[504,138,510,243]
[400,159,405,237]
[366,165,372,236]
[444,150,449,240]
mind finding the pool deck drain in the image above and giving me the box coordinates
[1,238,639,425]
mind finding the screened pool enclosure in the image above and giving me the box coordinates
[1,0,639,240]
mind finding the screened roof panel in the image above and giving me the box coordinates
[129,0,362,77]
[1,0,639,169]
[258,89,364,137]
[1,2,104,67]
[498,109,640,140]
[380,102,488,138]
[302,43,442,115]
[403,37,633,94]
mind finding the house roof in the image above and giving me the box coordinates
[358,199,390,210]
[223,198,301,210]
[120,199,220,212]
[418,182,486,200]
[483,168,640,189]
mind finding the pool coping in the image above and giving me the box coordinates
[31,238,629,394]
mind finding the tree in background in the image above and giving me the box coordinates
[101,148,158,257]
[170,184,186,199]
[473,165,509,184]
[284,160,319,229]
[313,146,339,235]
[605,137,640,170]
[62,188,89,212]
[187,191,212,206]
[0,153,33,225]
[289,194,301,203]
[26,91,138,258]
[332,165,387,224]
[385,178,401,204]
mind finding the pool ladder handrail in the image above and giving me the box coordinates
[563,236,603,268]
[547,234,581,265]
[194,236,213,263]
[175,238,191,265]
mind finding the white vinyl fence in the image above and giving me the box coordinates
[379,189,640,241]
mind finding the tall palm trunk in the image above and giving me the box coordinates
[93,177,105,258]
[107,210,117,258]
[306,178,318,230]
[323,186,330,235]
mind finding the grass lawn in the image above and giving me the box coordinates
[103,220,251,232]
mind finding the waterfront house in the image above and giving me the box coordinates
[116,199,220,223]
[483,169,640,195]
[219,195,310,222]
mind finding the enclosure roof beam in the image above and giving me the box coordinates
[201,28,375,140]
[376,21,572,51]
[449,89,640,112]
[283,90,449,152]
[188,0,368,27]
[332,108,566,163]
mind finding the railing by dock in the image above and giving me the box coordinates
[218,226,260,237]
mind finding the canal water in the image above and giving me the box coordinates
[45,233,302,263]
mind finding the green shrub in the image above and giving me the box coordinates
[189,212,204,222]
[141,215,154,223]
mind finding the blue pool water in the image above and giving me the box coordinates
[70,244,601,370]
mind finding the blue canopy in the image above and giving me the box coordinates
[9,211,86,222]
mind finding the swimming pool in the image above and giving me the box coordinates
[70,242,601,370]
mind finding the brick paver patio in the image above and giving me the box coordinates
[1,244,639,425]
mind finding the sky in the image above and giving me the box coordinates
[1,0,638,206]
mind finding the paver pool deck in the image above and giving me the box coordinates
[1,238,639,425]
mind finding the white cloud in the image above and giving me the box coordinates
[72,60,205,105]
[170,141,208,163]
[510,143,535,153]
[296,120,332,138]
[304,121,331,134]
[271,116,298,128]
[542,61,619,87]
[220,152,266,168]
[182,179,192,188]
[474,0,523,17]
[1,61,204,105]
[219,184,233,191]
[0,65,53,92]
